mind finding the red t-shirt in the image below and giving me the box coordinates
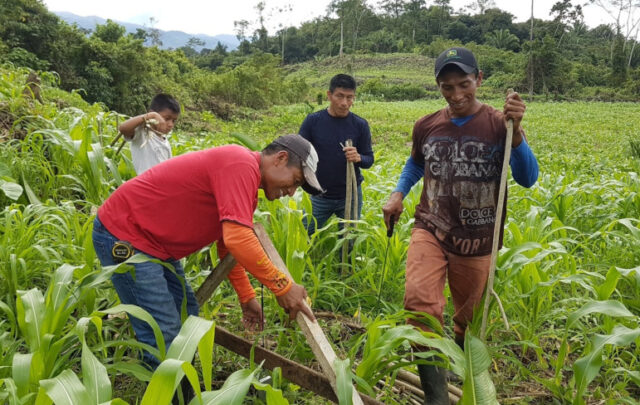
[98,145,261,260]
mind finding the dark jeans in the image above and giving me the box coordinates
[304,185,363,236]
[92,217,199,368]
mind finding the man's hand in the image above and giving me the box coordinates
[276,282,316,322]
[240,298,264,331]
[343,146,361,163]
[503,92,526,147]
[382,191,404,232]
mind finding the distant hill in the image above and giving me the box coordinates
[54,11,238,51]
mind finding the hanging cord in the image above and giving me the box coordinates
[261,283,265,348]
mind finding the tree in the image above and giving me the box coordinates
[550,0,584,45]
[610,30,628,85]
[378,0,407,18]
[93,20,126,43]
[234,19,250,42]
[464,0,496,14]
[485,29,520,50]
[187,37,205,48]
[329,0,374,53]
[146,17,163,47]
[588,0,640,65]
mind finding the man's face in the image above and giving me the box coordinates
[437,70,483,118]
[327,87,355,118]
[262,151,305,201]
[156,108,179,134]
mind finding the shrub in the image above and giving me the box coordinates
[359,79,426,101]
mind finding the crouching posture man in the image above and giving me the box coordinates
[93,135,323,369]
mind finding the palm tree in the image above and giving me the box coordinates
[485,29,520,51]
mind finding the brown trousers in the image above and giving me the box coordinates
[405,228,491,338]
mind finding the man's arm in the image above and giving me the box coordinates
[509,136,538,188]
[393,156,424,198]
[382,156,424,230]
[298,115,313,141]
[221,221,315,321]
[355,121,374,169]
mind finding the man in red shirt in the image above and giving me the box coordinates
[92,134,323,368]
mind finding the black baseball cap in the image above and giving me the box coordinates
[271,134,325,195]
[434,47,478,78]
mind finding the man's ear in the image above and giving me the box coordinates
[326,90,332,99]
[275,150,289,166]
[476,70,484,86]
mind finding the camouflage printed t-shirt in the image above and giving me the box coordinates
[411,104,508,256]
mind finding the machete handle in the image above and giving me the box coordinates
[387,214,395,238]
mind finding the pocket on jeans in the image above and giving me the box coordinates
[92,238,113,266]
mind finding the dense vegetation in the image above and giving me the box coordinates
[2,0,640,118]
[1,1,640,404]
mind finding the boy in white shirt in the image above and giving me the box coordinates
[118,94,180,174]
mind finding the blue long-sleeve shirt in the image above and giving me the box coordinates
[299,109,374,199]
[394,138,538,197]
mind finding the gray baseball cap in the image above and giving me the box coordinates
[272,134,324,195]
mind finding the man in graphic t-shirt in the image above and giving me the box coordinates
[382,47,539,404]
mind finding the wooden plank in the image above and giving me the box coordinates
[214,325,384,405]
[254,223,365,405]
[195,254,237,307]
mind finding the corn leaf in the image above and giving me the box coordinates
[573,325,640,405]
[333,358,353,405]
[39,369,91,405]
[16,288,45,351]
[252,381,289,405]
[141,359,201,405]
[566,300,634,330]
[166,316,214,363]
[460,335,499,405]
[82,340,111,405]
[189,368,259,405]
[95,305,165,361]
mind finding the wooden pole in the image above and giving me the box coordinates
[254,223,365,405]
[480,89,515,340]
[342,139,357,272]
[195,254,237,306]
[214,325,383,404]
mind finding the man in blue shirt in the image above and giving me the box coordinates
[383,47,538,404]
[299,74,374,235]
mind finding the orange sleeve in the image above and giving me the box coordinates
[217,240,255,304]
[221,221,293,297]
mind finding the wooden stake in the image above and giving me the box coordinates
[254,223,365,405]
[342,139,357,272]
[195,254,237,306]
[480,89,515,340]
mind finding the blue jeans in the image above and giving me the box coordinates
[305,185,363,236]
[92,217,199,368]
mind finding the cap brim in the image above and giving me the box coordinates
[301,166,324,195]
[435,61,476,78]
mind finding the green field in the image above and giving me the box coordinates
[1,66,640,404]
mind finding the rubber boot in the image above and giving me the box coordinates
[418,362,449,405]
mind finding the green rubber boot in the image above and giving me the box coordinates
[418,362,449,405]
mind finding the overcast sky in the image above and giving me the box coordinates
[42,0,613,37]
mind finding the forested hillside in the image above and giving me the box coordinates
[2,0,640,119]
